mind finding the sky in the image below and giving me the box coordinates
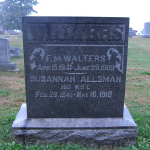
[31,0,150,33]
[0,0,149,33]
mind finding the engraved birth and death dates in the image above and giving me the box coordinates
[35,90,113,98]
[28,46,123,100]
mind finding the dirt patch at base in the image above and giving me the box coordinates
[140,74,150,84]
[135,97,150,105]
[0,98,22,107]
[0,76,25,106]
[126,85,150,105]
[0,76,25,90]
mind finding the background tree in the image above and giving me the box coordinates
[0,0,38,30]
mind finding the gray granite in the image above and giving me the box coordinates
[12,104,136,129]
[12,17,137,148]
[0,38,19,71]
[12,103,137,148]
[0,63,17,71]
[22,17,129,118]
[10,47,21,58]
[142,22,150,38]
[4,35,10,38]
[18,35,23,38]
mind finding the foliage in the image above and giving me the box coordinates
[0,90,11,96]
[0,105,18,144]
[140,71,150,75]
[0,142,101,150]
[0,0,38,30]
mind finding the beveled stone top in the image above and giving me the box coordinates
[12,103,136,129]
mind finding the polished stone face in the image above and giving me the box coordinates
[23,17,129,118]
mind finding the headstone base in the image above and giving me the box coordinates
[12,103,137,148]
[0,63,19,71]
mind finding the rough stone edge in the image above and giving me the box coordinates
[12,128,137,148]
[0,63,19,72]
[12,103,137,148]
[9,68,19,72]
[0,67,19,72]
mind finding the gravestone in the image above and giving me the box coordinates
[12,17,137,148]
[0,24,4,35]
[10,47,21,58]
[142,22,150,38]
[0,38,19,71]
[4,35,10,38]
[18,35,23,38]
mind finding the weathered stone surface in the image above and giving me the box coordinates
[0,38,10,63]
[0,63,16,71]
[11,17,137,148]
[12,103,137,148]
[0,38,19,71]
[18,35,23,38]
[142,22,150,38]
[22,17,129,118]
[4,35,10,38]
[10,47,21,58]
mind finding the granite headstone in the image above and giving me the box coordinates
[0,38,18,71]
[0,24,4,35]
[23,17,128,118]
[4,35,10,38]
[10,47,21,58]
[142,22,150,38]
[12,17,137,148]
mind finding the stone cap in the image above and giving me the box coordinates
[12,103,137,129]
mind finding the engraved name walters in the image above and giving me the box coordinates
[27,24,125,42]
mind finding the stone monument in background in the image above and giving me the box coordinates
[12,17,137,148]
[0,24,4,35]
[10,47,21,58]
[142,22,150,38]
[0,38,19,71]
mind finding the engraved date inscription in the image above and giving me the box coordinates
[35,91,113,98]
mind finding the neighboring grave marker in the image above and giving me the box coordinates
[0,38,18,71]
[23,17,129,118]
[10,47,21,58]
[0,38,9,63]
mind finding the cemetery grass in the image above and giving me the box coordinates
[0,36,150,150]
